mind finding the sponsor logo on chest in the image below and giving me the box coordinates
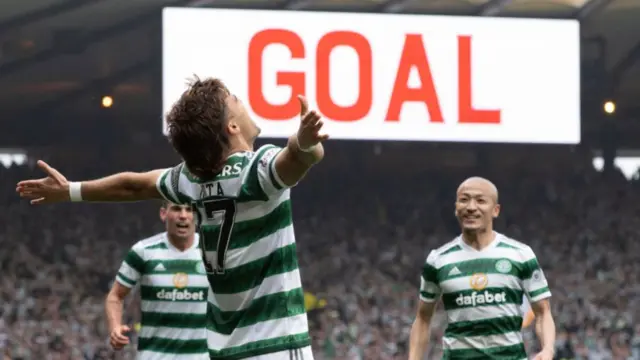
[455,272,507,307]
[156,288,205,301]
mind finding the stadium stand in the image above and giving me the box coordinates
[1,144,638,360]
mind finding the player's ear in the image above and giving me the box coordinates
[227,119,241,135]
[493,203,501,218]
[159,205,167,222]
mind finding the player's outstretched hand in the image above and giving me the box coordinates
[16,160,71,204]
[109,324,131,350]
[296,95,329,150]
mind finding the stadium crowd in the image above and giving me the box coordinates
[0,145,639,360]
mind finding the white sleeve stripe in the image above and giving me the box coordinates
[116,275,135,288]
[119,262,141,280]
[419,295,437,303]
[268,148,290,189]
[526,285,549,293]
[155,168,179,203]
[530,292,552,302]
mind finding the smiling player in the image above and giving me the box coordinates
[408,177,556,360]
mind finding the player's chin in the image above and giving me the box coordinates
[172,227,191,237]
[460,221,483,232]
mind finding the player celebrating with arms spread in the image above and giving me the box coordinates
[409,177,556,360]
[17,77,328,360]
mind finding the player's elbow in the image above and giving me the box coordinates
[120,171,161,198]
[412,315,430,334]
[105,291,123,310]
[120,172,148,192]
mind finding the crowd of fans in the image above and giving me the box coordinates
[1,145,639,359]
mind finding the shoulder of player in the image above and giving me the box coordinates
[216,145,280,179]
[426,237,462,263]
[255,144,282,153]
[250,144,282,163]
[131,232,168,254]
[435,237,463,255]
[496,234,537,259]
[238,144,283,180]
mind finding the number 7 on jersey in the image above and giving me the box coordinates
[201,198,237,274]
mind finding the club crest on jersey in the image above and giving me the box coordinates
[173,272,189,288]
[469,273,489,291]
[495,259,513,274]
[195,262,206,274]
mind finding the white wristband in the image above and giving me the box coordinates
[69,182,83,202]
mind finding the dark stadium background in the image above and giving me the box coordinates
[0,0,639,359]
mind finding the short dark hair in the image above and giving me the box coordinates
[166,76,230,180]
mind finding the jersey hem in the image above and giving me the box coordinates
[208,337,311,360]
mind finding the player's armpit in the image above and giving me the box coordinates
[273,134,325,187]
[81,169,165,202]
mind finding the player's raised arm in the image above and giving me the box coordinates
[16,161,175,204]
[274,95,329,186]
[409,251,441,360]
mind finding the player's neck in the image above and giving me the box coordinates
[461,229,496,251]
[168,234,195,252]
[228,137,254,154]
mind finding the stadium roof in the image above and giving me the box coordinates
[0,0,639,132]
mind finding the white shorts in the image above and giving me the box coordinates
[246,346,314,360]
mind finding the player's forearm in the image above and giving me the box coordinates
[286,134,325,166]
[535,310,556,354]
[79,171,161,202]
[408,318,431,360]
[105,294,125,332]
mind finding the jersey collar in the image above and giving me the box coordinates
[458,231,501,253]
[165,232,199,254]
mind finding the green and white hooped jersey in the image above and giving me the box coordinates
[420,233,551,360]
[116,232,209,360]
[155,144,310,360]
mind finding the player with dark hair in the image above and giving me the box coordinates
[17,77,329,360]
[106,201,209,359]
[166,78,242,180]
